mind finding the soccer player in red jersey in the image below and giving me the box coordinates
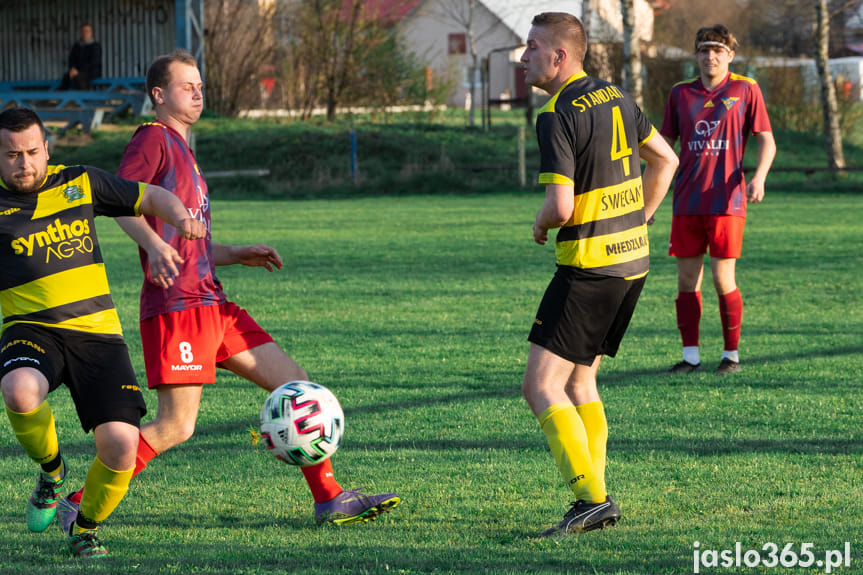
[660,25,776,376]
[57,50,400,531]
[520,13,677,536]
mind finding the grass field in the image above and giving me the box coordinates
[50,107,863,202]
[0,185,859,573]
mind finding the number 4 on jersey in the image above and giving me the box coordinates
[610,106,633,177]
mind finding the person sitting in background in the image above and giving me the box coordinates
[60,24,102,90]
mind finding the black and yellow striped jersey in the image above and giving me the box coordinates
[0,165,144,336]
[536,71,659,278]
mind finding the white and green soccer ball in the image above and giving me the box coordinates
[260,381,344,467]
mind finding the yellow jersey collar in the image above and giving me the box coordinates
[555,71,587,97]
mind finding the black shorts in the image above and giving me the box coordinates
[528,266,646,366]
[0,324,146,432]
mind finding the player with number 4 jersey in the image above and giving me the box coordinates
[519,12,677,537]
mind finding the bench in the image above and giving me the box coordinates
[0,77,150,134]
[0,88,149,133]
[0,77,146,93]
[35,109,105,135]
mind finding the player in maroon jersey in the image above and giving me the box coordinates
[660,25,776,376]
[57,50,400,532]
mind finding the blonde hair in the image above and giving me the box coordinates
[531,12,587,64]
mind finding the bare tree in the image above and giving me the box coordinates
[815,0,846,169]
[621,0,643,106]
[424,0,484,126]
[283,0,430,120]
[205,0,280,117]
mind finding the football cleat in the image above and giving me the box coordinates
[668,360,701,374]
[25,458,66,532]
[68,527,109,559]
[56,494,80,536]
[314,488,401,525]
[540,495,621,537]
[715,358,741,375]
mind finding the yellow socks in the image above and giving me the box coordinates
[77,456,134,526]
[539,403,606,503]
[5,402,60,468]
[576,401,608,496]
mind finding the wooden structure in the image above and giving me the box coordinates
[0,0,204,134]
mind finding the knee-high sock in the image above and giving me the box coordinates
[301,458,342,502]
[5,402,60,468]
[718,289,743,352]
[539,403,605,504]
[576,401,608,495]
[132,432,159,477]
[69,430,159,505]
[77,456,134,527]
[676,291,702,348]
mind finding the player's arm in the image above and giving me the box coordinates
[746,131,776,204]
[117,185,204,288]
[639,133,678,223]
[533,183,574,246]
[212,243,283,272]
[137,184,204,238]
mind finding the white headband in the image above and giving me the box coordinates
[697,40,731,52]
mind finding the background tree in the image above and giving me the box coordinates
[621,0,643,106]
[281,0,437,120]
[424,0,483,127]
[815,0,846,169]
[204,0,282,117]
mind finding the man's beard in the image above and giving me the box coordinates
[1,172,44,194]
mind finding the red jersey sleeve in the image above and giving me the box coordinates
[660,85,680,140]
[746,82,772,135]
[118,124,167,184]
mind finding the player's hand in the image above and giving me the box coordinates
[237,244,283,272]
[147,244,184,289]
[177,218,207,240]
[746,179,766,203]
[533,222,549,245]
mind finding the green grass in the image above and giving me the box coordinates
[0,187,860,574]
[51,108,863,202]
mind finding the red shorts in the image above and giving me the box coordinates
[669,215,745,259]
[140,302,274,388]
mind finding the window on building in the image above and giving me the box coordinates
[448,33,466,55]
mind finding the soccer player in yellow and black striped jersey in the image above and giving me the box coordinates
[0,108,205,558]
[519,13,678,537]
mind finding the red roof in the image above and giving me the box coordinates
[342,0,422,26]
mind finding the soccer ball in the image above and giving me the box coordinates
[260,381,344,467]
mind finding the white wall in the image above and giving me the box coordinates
[400,0,523,107]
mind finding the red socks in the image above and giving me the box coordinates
[69,434,344,505]
[133,433,159,476]
[718,289,742,352]
[300,458,342,503]
[675,291,702,348]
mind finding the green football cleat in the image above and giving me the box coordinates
[68,527,110,559]
[25,460,66,532]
